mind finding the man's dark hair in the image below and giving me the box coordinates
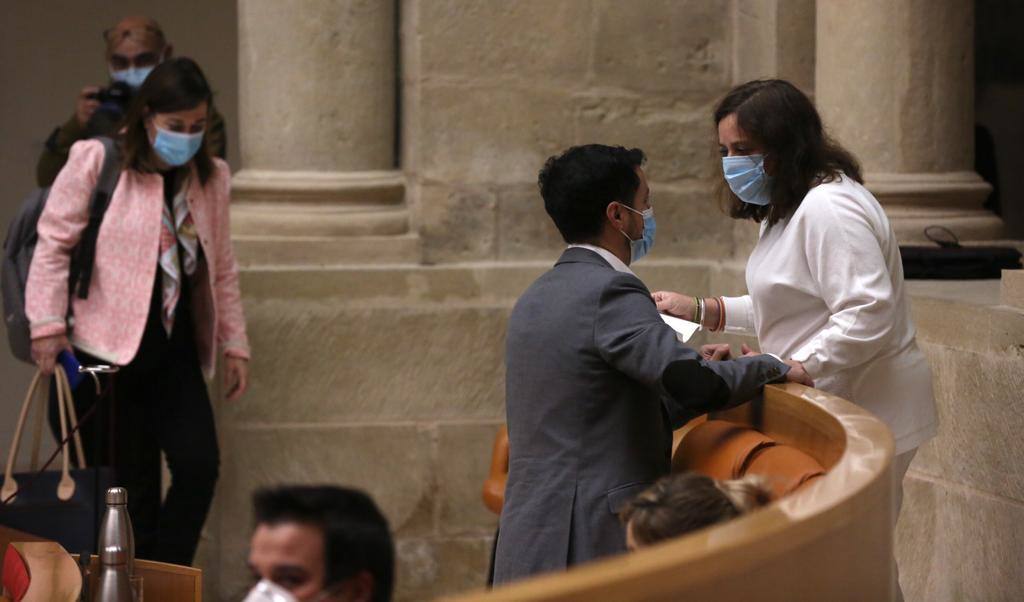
[714,79,863,226]
[538,144,647,243]
[253,485,394,602]
[121,57,216,184]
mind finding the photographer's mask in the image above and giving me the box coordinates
[110,65,157,89]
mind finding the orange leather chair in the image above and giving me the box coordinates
[481,417,826,516]
[481,426,509,515]
[673,418,825,498]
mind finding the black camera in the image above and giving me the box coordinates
[85,81,134,136]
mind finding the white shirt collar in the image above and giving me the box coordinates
[567,244,636,277]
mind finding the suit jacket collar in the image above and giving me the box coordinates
[555,246,615,269]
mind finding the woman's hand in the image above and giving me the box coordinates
[31,334,71,375]
[782,359,814,387]
[224,356,249,401]
[652,291,696,320]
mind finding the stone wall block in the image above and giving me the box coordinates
[227,302,509,424]
[912,344,1024,502]
[416,0,590,83]
[415,85,576,186]
[437,423,503,536]
[419,184,498,263]
[630,261,710,299]
[215,425,436,599]
[645,183,735,259]
[395,537,493,601]
[496,184,565,260]
[239,0,395,171]
[897,476,1024,601]
[592,0,728,92]
[573,94,719,182]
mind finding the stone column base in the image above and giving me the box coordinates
[864,171,1004,243]
[230,169,420,266]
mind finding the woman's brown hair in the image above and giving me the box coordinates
[120,57,215,185]
[620,472,772,547]
[714,79,863,226]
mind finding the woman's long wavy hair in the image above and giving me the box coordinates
[715,79,863,226]
[120,57,215,185]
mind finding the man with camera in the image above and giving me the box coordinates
[35,15,227,187]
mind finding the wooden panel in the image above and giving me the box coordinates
[440,383,895,602]
[81,557,201,602]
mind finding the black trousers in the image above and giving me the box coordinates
[48,311,219,566]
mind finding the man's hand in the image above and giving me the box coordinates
[783,359,814,387]
[75,86,101,128]
[224,356,249,401]
[31,334,71,375]
[652,291,695,320]
[700,343,732,361]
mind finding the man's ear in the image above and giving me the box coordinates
[163,44,174,60]
[605,201,623,229]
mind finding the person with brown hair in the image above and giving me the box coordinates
[652,79,936,598]
[620,472,772,550]
[36,15,227,187]
[26,57,249,565]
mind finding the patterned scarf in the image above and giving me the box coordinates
[158,174,199,336]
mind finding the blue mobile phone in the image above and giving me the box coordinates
[57,350,85,390]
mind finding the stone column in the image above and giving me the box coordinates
[232,0,418,265]
[816,0,1003,243]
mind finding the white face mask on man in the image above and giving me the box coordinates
[243,579,337,602]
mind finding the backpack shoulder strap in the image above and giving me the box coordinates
[72,136,122,300]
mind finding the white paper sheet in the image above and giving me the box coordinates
[660,313,700,342]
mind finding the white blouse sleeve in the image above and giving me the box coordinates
[721,295,755,335]
[788,188,899,379]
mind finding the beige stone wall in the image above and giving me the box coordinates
[896,284,1024,602]
[401,0,742,265]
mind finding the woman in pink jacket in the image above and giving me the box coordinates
[26,57,250,566]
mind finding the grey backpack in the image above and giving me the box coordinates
[2,137,121,363]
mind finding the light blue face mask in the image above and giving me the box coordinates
[722,154,773,206]
[152,126,205,167]
[618,204,656,263]
[109,65,156,89]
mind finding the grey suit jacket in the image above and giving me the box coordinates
[492,247,788,584]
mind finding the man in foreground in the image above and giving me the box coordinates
[246,485,394,602]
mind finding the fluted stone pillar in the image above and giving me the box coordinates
[232,0,418,265]
[816,0,1003,243]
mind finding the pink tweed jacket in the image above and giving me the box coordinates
[26,139,250,377]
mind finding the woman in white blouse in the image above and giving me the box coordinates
[654,79,937,527]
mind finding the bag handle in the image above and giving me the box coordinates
[1,367,83,503]
[52,367,76,501]
[1,370,46,502]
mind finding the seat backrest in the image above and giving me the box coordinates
[481,426,509,515]
[82,556,202,602]
[672,419,826,498]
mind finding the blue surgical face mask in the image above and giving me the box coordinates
[722,154,773,206]
[109,65,156,89]
[618,203,656,263]
[152,126,205,167]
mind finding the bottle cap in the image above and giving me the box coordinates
[101,545,127,566]
[105,487,127,505]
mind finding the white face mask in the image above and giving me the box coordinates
[243,580,299,602]
[243,579,336,602]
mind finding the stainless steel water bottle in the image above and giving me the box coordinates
[98,487,135,576]
[96,545,134,602]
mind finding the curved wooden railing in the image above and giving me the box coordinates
[446,383,895,602]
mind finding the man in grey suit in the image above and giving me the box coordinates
[492,145,812,585]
